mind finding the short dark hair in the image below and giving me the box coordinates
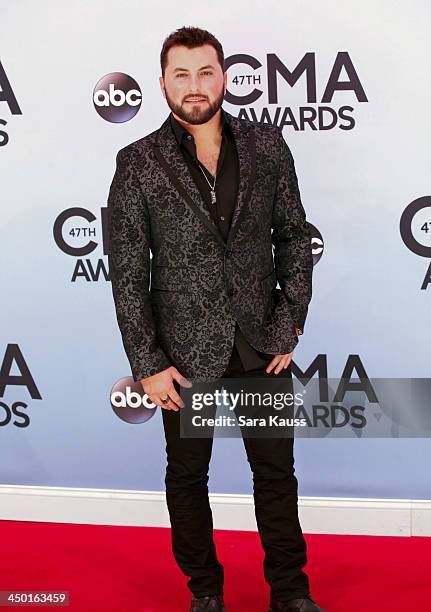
[160,26,225,77]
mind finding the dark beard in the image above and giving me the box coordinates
[165,87,225,125]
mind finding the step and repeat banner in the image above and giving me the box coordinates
[1,1,430,499]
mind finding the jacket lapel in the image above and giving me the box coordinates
[150,108,256,250]
[224,111,256,249]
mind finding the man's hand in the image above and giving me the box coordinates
[140,366,193,411]
[266,327,302,374]
[266,351,294,374]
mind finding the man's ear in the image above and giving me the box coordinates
[159,75,166,98]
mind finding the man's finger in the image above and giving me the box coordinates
[168,385,185,409]
[275,357,288,374]
[171,368,193,388]
[267,353,293,374]
[266,355,282,374]
[147,394,162,409]
[284,355,293,369]
[274,357,285,374]
[155,395,179,411]
[160,390,182,411]
[148,393,175,411]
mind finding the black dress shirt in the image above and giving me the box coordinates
[169,108,273,371]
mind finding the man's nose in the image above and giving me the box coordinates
[189,73,201,89]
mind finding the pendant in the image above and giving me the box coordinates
[210,190,217,204]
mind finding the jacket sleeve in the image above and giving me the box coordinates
[271,129,313,340]
[107,148,171,382]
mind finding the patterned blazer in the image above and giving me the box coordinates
[107,109,313,382]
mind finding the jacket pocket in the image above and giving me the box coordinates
[150,265,195,293]
[150,289,195,320]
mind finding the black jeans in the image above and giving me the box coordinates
[161,343,310,603]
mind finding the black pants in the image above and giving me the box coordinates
[161,344,310,603]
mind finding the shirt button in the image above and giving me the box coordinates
[220,216,225,221]
[186,134,192,140]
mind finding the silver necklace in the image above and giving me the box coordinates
[197,161,217,204]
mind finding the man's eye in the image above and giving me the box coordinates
[202,71,212,75]
[176,73,187,78]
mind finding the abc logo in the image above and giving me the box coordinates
[309,223,324,265]
[93,72,142,123]
[110,377,157,424]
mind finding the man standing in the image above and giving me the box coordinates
[108,26,324,612]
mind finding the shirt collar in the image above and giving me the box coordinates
[169,107,230,146]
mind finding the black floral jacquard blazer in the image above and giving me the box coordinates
[107,108,313,383]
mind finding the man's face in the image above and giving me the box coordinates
[160,44,227,125]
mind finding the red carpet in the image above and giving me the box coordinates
[0,520,428,611]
